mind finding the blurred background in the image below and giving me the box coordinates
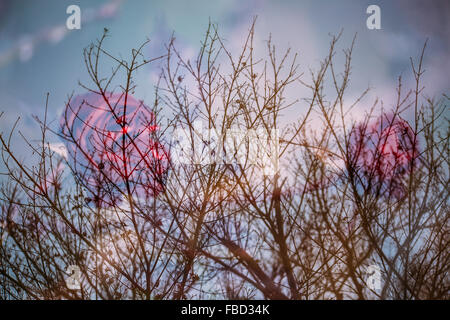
[0,0,448,159]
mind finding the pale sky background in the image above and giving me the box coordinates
[0,0,448,161]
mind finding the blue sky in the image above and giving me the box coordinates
[0,0,448,159]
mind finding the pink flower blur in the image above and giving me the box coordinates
[62,92,169,206]
[349,113,419,199]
